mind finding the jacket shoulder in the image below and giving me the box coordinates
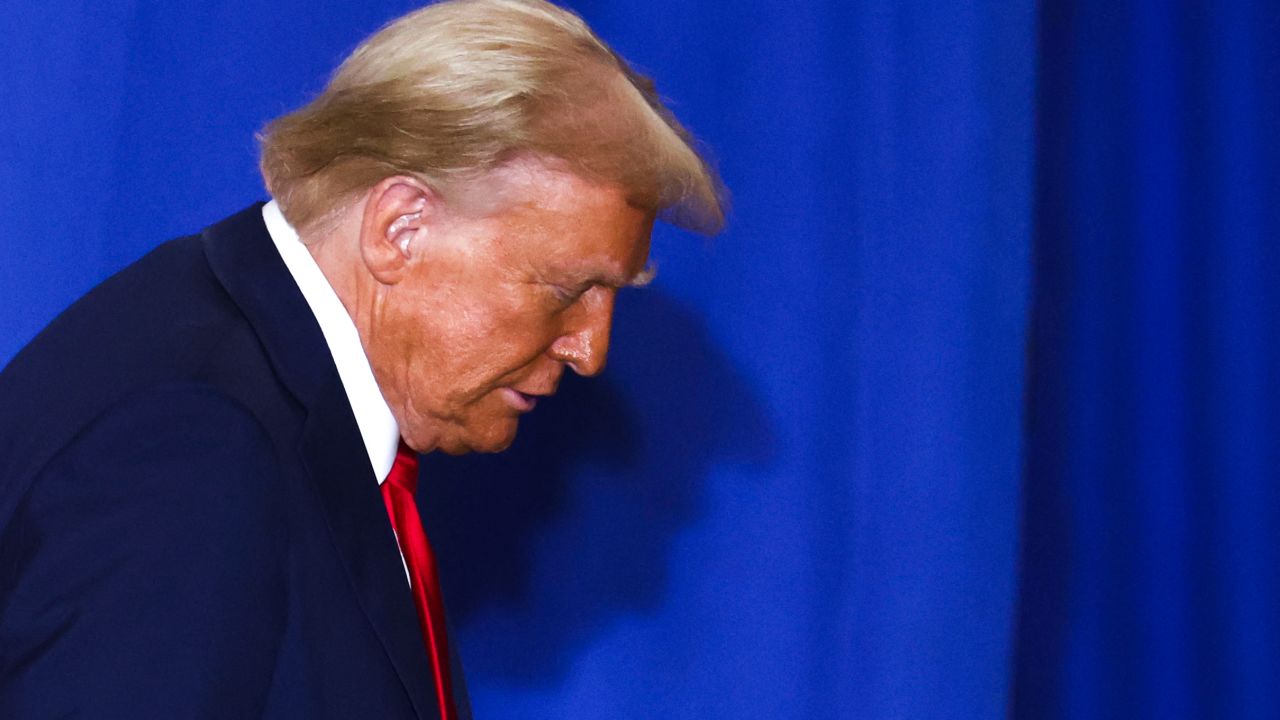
[0,217,289,536]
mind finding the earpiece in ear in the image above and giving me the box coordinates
[388,212,420,236]
[388,212,422,253]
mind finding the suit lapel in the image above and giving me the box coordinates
[201,204,442,720]
[299,392,442,720]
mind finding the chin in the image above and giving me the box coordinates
[442,418,519,455]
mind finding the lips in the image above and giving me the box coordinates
[515,390,538,411]
[502,387,542,413]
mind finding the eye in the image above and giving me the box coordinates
[548,283,586,305]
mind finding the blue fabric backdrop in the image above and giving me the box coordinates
[1014,2,1280,718]
[0,1,1272,718]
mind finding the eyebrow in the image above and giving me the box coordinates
[557,262,658,290]
[625,263,658,288]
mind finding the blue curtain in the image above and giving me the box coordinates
[0,1,1273,718]
[1014,2,1280,718]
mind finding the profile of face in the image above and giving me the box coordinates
[354,161,654,454]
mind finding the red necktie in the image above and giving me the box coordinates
[382,442,457,720]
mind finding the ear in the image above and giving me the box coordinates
[357,175,436,285]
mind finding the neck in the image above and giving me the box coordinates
[301,211,431,453]
[303,211,370,330]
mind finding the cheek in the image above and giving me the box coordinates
[449,287,561,351]
[419,297,555,392]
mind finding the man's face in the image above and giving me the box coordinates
[365,166,654,454]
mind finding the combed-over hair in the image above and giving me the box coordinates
[258,0,725,235]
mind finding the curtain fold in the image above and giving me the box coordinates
[1014,2,1280,718]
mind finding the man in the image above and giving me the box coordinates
[0,0,723,717]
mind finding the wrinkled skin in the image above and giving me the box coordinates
[310,158,654,454]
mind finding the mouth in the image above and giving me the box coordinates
[501,387,542,413]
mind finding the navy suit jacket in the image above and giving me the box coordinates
[0,204,471,719]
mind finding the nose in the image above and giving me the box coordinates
[549,287,616,377]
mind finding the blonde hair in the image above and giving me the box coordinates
[258,0,725,234]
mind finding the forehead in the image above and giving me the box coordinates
[477,161,654,281]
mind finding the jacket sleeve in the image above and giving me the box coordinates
[0,384,289,719]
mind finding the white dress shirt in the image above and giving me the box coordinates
[262,200,400,485]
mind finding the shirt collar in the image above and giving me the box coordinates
[262,200,400,484]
